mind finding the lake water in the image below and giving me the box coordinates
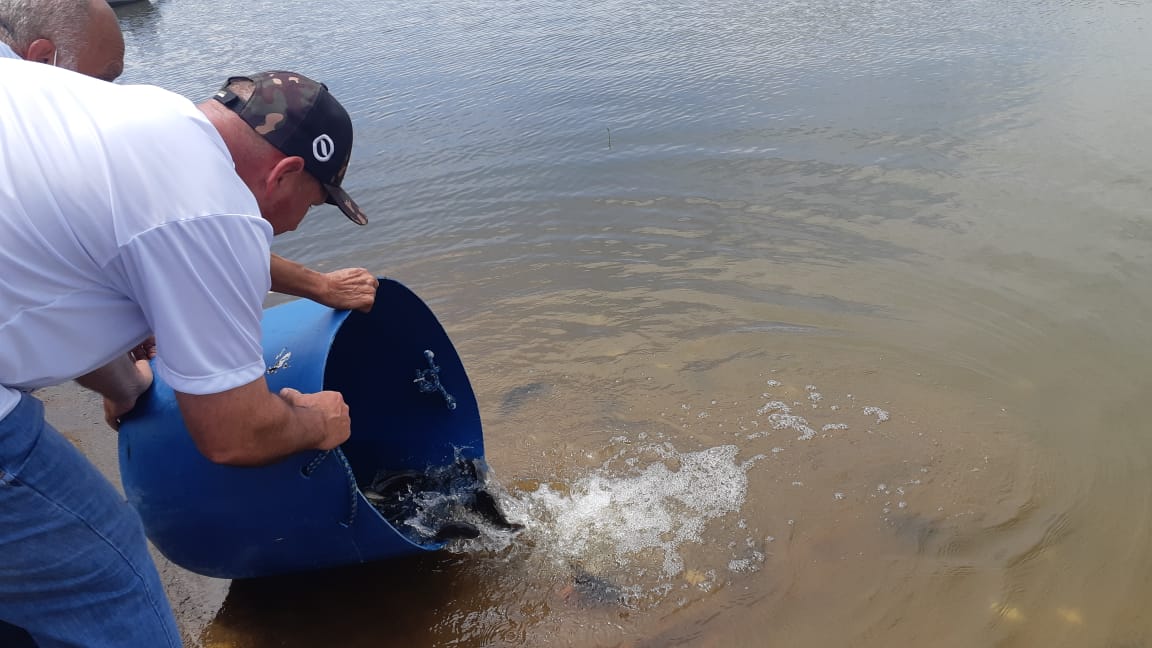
[114,0,1152,646]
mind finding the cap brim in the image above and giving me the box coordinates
[325,184,368,226]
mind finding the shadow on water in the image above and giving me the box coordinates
[206,536,648,647]
[206,553,469,647]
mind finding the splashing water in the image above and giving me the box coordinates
[386,376,897,617]
[501,444,751,580]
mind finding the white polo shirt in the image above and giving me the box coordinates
[0,59,274,420]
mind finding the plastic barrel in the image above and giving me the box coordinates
[118,278,484,579]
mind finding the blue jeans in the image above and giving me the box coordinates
[0,394,181,647]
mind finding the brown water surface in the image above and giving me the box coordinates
[108,0,1152,645]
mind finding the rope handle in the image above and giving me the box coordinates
[300,448,359,527]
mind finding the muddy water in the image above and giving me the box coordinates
[110,0,1152,645]
[203,330,1048,647]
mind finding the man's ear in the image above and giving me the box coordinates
[266,156,306,193]
[24,38,57,64]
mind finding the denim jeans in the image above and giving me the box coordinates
[0,393,181,647]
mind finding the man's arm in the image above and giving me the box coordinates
[269,253,378,312]
[175,376,350,466]
[76,352,153,429]
[84,347,351,465]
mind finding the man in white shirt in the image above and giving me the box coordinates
[0,0,381,313]
[0,64,364,646]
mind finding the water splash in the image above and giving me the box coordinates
[502,444,750,581]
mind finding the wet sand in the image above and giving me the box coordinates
[37,383,225,648]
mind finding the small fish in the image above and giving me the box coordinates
[363,457,523,546]
[433,521,481,543]
[472,488,523,532]
[556,565,627,608]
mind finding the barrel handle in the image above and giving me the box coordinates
[300,448,359,527]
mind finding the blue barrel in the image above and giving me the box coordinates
[118,278,484,579]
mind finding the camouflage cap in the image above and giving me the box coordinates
[213,71,367,226]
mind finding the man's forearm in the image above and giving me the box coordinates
[175,378,348,466]
[269,254,378,312]
[269,253,325,302]
[75,353,150,405]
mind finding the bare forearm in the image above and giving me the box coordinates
[269,253,325,302]
[176,378,349,466]
[270,254,378,311]
[76,353,150,405]
[185,392,319,466]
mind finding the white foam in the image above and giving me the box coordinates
[514,444,748,578]
[728,552,763,573]
[767,412,816,440]
[757,400,790,415]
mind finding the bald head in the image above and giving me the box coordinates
[0,0,124,81]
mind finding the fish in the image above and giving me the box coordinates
[363,457,523,546]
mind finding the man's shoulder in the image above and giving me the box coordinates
[103,84,215,144]
[91,86,250,215]
[2,63,211,151]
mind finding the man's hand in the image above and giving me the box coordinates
[103,356,152,429]
[129,336,157,361]
[321,268,378,312]
[269,254,378,312]
[75,349,155,430]
[278,387,351,450]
